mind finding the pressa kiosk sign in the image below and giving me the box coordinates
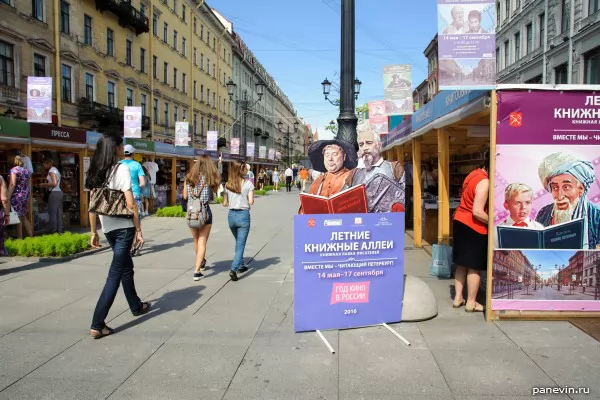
[30,124,86,143]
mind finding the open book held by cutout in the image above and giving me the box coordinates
[496,218,584,249]
[299,184,368,214]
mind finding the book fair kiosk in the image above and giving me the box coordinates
[383,85,600,322]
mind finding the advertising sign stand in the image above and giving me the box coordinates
[382,323,411,346]
[485,90,498,322]
[316,330,336,354]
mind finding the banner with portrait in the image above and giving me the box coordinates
[175,121,189,146]
[383,65,413,116]
[437,0,496,90]
[259,145,267,159]
[368,100,389,135]
[276,151,281,160]
[231,137,240,155]
[206,131,218,151]
[27,77,52,123]
[247,141,255,158]
[124,107,142,138]
[492,89,600,312]
[268,148,275,160]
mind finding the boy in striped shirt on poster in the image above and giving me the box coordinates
[494,183,544,248]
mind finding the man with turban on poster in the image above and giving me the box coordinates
[345,122,405,213]
[535,152,600,249]
[298,139,358,214]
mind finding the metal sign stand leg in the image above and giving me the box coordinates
[316,330,336,354]
[382,323,411,347]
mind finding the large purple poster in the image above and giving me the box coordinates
[27,77,52,123]
[294,213,404,332]
[492,90,600,312]
[437,0,496,90]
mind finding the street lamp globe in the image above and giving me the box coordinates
[293,120,299,132]
[277,121,283,132]
[321,78,332,99]
[226,79,236,101]
[353,78,362,99]
[255,82,265,99]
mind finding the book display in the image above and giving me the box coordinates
[300,184,368,214]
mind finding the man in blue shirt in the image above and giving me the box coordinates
[121,145,146,256]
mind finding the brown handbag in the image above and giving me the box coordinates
[88,163,134,218]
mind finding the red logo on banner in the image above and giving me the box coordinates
[307,218,316,228]
[509,112,523,127]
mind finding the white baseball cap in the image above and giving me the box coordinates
[124,144,135,155]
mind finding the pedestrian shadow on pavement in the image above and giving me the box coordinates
[0,261,51,276]
[114,285,205,334]
[209,256,281,280]
[139,237,194,255]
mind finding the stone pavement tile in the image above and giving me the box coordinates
[224,344,337,400]
[454,396,570,400]
[418,317,517,351]
[338,326,451,397]
[0,377,115,400]
[524,346,600,400]
[107,343,248,400]
[340,395,455,400]
[495,321,600,349]
[431,348,556,396]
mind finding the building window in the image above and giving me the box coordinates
[207,88,210,105]
[194,80,197,98]
[153,56,157,79]
[525,23,532,54]
[107,28,114,56]
[207,59,210,75]
[126,40,132,66]
[212,92,215,107]
[173,30,178,50]
[194,18,197,34]
[182,73,186,92]
[61,64,72,102]
[504,40,510,68]
[193,48,197,65]
[85,72,94,100]
[153,13,158,36]
[140,48,146,72]
[584,47,600,84]
[515,0,520,10]
[107,81,115,107]
[538,13,545,48]
[164,102,169,126]
[173,0,177,12]
[163,22,168,42]
[0,42,16,87]
[200,84,203,101]
[561,0,568,33]
[212,63,215,78]
[194,112,197,135]
[164,62,168,83]
[183,108,187,121]
[207,31,210,44]
[126,88,133,106]
[141,94,147,116]
[153,99,159,123]
[182,4,186,22]
[33,53,46,77]
[182,38,186,56]
[555,64,568,84]
[591,0,600,14]
[173,67,177,88]
[201,24,204,39]
[32,0,44,21]
[140,3,146,16]
[514,32,520,61]
[201,116,204,136]
[505,0,510,20]
[60,1,70,34]
[174,105,178,122]
[213,37,216,50]
[201,53,204,70]
[84,15,92,45]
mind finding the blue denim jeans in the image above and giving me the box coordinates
[91,227,143,330]
[228,209,250,272]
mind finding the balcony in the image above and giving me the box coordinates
[261,131,269,139]
[94,0,149,35]
[78,98,150,130]
[253,127,262,137]
[0,72,20,103]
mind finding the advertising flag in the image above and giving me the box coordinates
[27,77,52,123]
[276,151,281,160]
[206,131,218,151]
[259,145,267,159]
[268,148,275,160]
[175,121,189,146]
[437,0,496,89]
[368,100,389,135]
[247,141,255,157]
[383,65,413,116]
[124,106,142,138]
[231,137,240,155]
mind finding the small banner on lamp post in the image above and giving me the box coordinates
[27,77,52,123]
[175,121,189,146]
[247,142,255,158]
[268,148,275,160]
[383,65,413,116]
[206,131,218,151]
[259,145,267,159]
[231,138,240,155]
[124,107,142,138]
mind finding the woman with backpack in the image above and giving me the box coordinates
[223,161,254,282]
[183,155,221,281]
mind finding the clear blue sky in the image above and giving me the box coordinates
[521,250,577,279]
[209,0,439,139]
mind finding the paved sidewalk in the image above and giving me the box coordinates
[0,191,598,400]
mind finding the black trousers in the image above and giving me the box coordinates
[405,185,413,230]
[286,176,292,191]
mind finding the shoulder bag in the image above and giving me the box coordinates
[88,163,134,218]
[186,181,208,229]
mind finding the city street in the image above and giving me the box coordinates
[1,193,599,399]
[511,285,597,301]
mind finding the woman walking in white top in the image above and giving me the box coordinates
[40,158,63,234]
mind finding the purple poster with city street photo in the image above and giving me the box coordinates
[268,148,275,160]
[27,77,52,123]
[124,107,142,138]
[293,213,404,332]
[437,0,496,90]
[206,131,218,151]
[247,142,255,158]
[231,138,240,155]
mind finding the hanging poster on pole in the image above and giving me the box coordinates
[368,100,389,135]
[124,107,142,138]
[492,89,600,312]
[27,77,52,123]
[247,141,255,158]
[206,131,218,151]
[294,213,405,332]
[259,145,267,159]
[437,0,496,90]
[175,121,189,146]
[383,65,413,116]
[231,137,240,155]
[276,151,281,160]
[268,148,275,160]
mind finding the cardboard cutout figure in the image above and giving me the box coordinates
[345,123,406,213]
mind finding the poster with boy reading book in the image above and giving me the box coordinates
[492,88,600,312]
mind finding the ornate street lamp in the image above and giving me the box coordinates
[227,80,265,158]
[353,78,362,100]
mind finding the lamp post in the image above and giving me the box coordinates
[226,80,265,159]
[277,120,299,165]
[319,0,362,150]
[534,264,541,291]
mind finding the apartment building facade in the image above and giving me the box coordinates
[496,0,600,84]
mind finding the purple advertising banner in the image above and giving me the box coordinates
[175,121,189,146]
[276,151,281,160]
[268,148,275,160]
[231,137,240,155]
[259,145,267,159]
[247,141,255,158]
[27,77,52,123]
[437,0,496,90]
[383,65,413,116]
[124,107,142,138]
[293,213,404,332]
[206,131,218,151]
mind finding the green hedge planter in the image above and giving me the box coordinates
[254,189,268,196]
[156,205,186,217]
[5,232,91,258]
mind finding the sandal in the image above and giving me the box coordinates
[132,302,151,316]
[452,299,466,308]
[200,259,207,271]
[465,303,485,313]
[90,325,114,339]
